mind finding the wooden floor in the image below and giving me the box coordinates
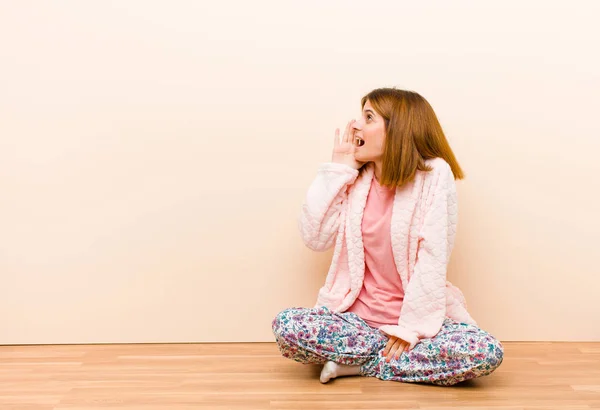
[1,342,599,410]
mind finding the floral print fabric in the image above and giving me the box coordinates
[272,306,503,386]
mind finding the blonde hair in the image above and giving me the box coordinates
[361,88,464,187]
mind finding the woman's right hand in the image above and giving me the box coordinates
[331,120,365,170]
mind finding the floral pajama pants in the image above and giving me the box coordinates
[271,305,504,386]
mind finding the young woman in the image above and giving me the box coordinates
[272,88,503,386]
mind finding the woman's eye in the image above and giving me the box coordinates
[367,115,373,120]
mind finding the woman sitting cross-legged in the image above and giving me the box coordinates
[272,87,504,386]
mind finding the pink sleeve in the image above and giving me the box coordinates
[298,162,359,252]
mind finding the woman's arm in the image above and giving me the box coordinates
[298,162,359,252]
[379,162,456,349]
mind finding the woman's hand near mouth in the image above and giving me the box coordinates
[332,120,366,170]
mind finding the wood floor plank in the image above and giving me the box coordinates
[0,342,599,409]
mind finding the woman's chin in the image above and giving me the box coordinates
[355,152,368,162]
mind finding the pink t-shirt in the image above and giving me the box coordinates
[346,175,405,329]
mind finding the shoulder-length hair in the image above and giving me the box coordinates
[361,88,464,187]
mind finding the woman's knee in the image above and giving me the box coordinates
[466,332,504,374]
[448,329,503,365]
[271,307,305,339]
[488,337,504,368]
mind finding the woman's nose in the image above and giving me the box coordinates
[352,120,362,130]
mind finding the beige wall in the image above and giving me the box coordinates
[1,1,599,344]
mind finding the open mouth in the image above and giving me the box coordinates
[355,137,365,147]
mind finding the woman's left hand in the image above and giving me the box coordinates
[383,336,410,362]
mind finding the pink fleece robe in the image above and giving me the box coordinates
[298,158,476,350]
